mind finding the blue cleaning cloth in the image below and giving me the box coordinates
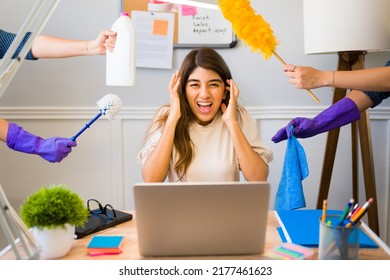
[274,127,309,211]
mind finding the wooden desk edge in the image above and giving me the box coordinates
[1,210,389,260]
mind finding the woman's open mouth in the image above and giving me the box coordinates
[197,102,212,113]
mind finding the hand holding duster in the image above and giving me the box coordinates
[218,0,319,103]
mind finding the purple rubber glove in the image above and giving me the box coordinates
[272,98,361,143]
[6,122,77,162]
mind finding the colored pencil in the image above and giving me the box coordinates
[322,199,327,223]
[338,198,354,225]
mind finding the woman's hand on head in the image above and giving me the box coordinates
[168,71,182,122]
[221,79,238,123]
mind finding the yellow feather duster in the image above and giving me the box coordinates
[217,0,320,103]
[218,0,278,59]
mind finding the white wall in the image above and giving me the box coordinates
[1,0,390,247]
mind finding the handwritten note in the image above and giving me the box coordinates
[178,6,233,46]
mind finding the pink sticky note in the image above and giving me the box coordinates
[181,5,197,16]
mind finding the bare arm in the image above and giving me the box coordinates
[30,30,116,58]
[221,80,269,181]
[141,72,181,182]
[141,120,177,182]
[346,90,374,111]
[0,118,9,142]
[284,64,390,92]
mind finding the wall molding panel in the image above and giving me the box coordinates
[2,106,390,120]
[1,106,389,245]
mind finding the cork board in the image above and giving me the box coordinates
[122,0,236,48]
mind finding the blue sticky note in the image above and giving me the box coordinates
[87,235,123,249]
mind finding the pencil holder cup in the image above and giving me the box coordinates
[318,215,360,260]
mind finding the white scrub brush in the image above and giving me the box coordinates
[70,93,122,141]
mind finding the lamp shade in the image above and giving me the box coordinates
[303,0,390,54]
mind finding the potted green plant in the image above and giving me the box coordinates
[19,184,89,259]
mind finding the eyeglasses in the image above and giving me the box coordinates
[87,199,117,220]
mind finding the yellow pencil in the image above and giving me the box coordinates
[322,199,327,223]
[345,198,374,227]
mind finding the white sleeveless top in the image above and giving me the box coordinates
[138,106,273,182]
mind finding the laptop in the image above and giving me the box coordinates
[133,181,270,257]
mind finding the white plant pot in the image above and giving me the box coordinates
[32,224,75,259]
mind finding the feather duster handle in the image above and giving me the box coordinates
[218,0,320,103]
[70,94,122,141]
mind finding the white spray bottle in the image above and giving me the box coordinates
[106,12,136,86]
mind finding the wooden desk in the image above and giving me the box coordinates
[1,211,389,260]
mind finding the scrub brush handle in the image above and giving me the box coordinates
[70,111,102,141]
